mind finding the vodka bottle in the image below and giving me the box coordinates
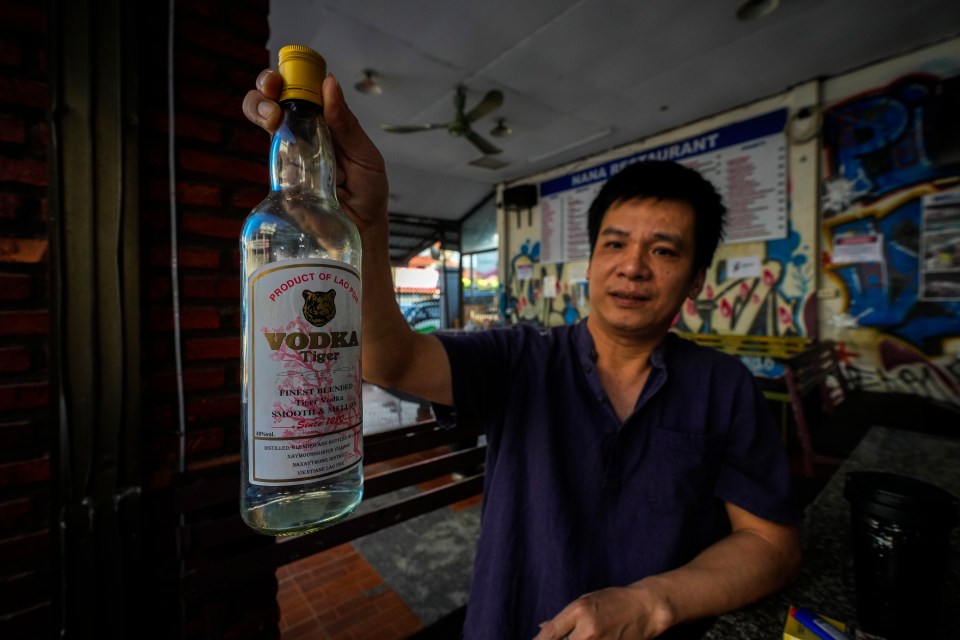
[240,45,363,535]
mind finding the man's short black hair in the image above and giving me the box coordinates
[587,160,726,271]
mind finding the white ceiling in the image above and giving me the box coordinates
[268,0,960,223]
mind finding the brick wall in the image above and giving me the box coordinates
[138,0,277,637]
[139,0,270,487]
[0,0,53,634]
[1,0,277,636]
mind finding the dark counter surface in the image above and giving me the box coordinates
[704,426,960,639]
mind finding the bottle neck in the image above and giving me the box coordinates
[269,99,337,200]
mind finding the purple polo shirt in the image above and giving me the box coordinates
[436,322,800,640]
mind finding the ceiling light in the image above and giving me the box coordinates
[736,0,780,21]
[490,118,512,138]
[354,69,382,95]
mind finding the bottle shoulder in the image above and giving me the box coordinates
[241,191,361,270]
[245,192,357,232]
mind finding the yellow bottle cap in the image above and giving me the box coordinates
[278,45,326,105]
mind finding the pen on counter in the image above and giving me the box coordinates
[789,606,850,640]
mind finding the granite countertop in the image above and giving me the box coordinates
[703,426,960,639]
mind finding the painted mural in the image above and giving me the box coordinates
[821,73,960,404]
[673,226,816,338]
[503,238,589,327]
[503,218,816,342]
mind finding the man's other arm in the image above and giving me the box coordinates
[535,504,801,639]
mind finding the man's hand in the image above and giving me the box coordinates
[533,584,671,640]
[241,68,390,235]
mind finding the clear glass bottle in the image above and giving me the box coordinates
[240,45,363,536]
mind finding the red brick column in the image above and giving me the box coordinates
[140,0,270,479]
[0,0,53,634]
[138,0,279,637]
[2,0,278,636]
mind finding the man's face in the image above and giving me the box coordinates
[586,197,704,342]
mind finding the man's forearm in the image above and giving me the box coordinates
[636,524,801,631]
[534,518,800,640]
[359,223,414,383]
[358,223,453,404]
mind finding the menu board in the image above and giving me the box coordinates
[539,110,788,262]
[540,182,600,263]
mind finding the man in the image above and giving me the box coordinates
[243,70,801,639]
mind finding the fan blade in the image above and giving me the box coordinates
[465,130,502,155]
[454,85,467,114]
[381,123,448,133]
[465,89,504,123]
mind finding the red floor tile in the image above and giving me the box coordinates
[278,542,424,640]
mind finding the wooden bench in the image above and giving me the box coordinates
[675,332,812,361]
[170,417,484,637]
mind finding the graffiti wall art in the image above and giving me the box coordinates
[821,73,960,403]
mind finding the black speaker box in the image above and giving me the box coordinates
[502,184,538,209]
[924,75,960,168]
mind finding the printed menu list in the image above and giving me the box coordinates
[540,183,599,263]
[539,110,789,263]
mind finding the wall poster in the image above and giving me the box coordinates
[921,189,960,301]
[539,109,789,263]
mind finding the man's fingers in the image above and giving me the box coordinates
[256,69,281,100]
[532,617,574,640]
[321,74,387,176]
[322,74,363,140]
[240,69,282,133]
[242,89,281,133]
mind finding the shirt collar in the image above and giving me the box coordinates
[574,321,674,368]
[574,322,674,420]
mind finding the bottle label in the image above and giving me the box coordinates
[246,258,363,486]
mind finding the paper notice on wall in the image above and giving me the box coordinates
[920,189,960,301]
[727,255,762,278]
[516,263,534,281]
[831,234,885,264]
[566,261,589,282]
[542,275,557,298]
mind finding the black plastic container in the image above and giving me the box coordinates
[844,471,960,639]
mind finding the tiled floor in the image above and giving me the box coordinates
[277,543,423,640]
[276,481,482,640]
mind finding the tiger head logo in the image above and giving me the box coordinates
[302,289,336,327]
